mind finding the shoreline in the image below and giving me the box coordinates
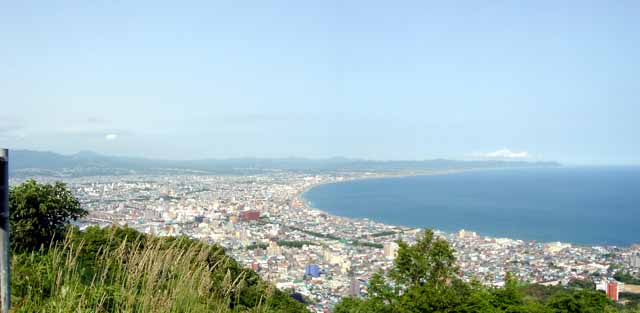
[294,168,635,248]
[297,167,476,200]
[294,169,473,239]
[296,165,557,198]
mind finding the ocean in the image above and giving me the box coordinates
[302,167,640,247]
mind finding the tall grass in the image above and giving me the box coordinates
[10,227,293,313]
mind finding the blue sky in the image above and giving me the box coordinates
[1,1,638,164]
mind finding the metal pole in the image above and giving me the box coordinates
[0,149,9,313]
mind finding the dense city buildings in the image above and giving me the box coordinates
[15,171,639,312]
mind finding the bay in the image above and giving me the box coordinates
[303,167,640,246]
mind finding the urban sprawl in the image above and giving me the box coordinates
[16,171,640,312]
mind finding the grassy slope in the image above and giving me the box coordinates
[10,226,307,313]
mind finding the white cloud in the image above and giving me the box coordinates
[476,148,530,159]
[105,134,118,141]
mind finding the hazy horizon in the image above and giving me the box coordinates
[16,148,640,168]
[12,147,568,163]
[1,2,639,165]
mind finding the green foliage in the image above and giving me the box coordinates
[490,273,525,310]
[8,181,306,312]
[370,231,397,238]
[7,181,632,313]
[277,240,316,248]
[567,278,596,290]
[350,240,383,249]
[11,226,308,312]
[389,230,457,288]
[334,229,621,313]
[289,226,340,240]
[615,271,640,285]
[288,227,384,248]
[519,283,567,302]
[9,179,87,252]
[620,292,640,308]
[246,243,268,250]
[546,289,612,313]
[333,297,368,313]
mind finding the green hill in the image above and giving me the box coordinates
[11,225,307,313]
[6,179,306,312]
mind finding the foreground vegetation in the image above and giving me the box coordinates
[334,230,640,313]
[7,179,640,312]
[11,226,307,313]
[9,180,306,312]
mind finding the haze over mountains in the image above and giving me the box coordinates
[9,149,561,177]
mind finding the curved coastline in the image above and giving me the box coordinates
[296,166,541,215]
[296,167,637,248]
[298,165,550,200]
[295,168,495,238]
[297,168,470,210]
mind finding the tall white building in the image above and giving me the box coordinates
[630,253,640,268]
[457,229,478,239]
[384,242,399,259]
[267,240,281,257]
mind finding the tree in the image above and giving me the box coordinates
[332,229,622,312]
[340,230,466,312]
[9,179,87,251]
[614,271,640,285]
[546,289,613,313]
[389,229,458,289]
[567,278,596,290]
[491,273,525,309]
[333,297,371,313]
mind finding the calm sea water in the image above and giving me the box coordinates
[303,167,640,246]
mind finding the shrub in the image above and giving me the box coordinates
[9,180,87,251]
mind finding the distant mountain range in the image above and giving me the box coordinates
[7,149,561,177]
